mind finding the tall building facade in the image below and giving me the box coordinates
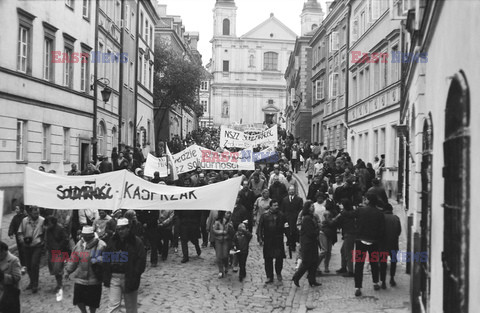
[318,0,348,152]
[136,0,158,154]
[210,0,296,127]
[284,0,324,142]
[347,0,401,197]
[0,0,96,208]
[398,1,480,312]
[199,67,213,128]
[154,4,201,142]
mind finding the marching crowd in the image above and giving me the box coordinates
[0,127,399,313]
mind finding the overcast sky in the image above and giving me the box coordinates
[158,0,329,66]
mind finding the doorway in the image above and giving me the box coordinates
[80,141,90,172]
[442,71,470,313]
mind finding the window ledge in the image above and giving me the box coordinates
[65,4,74,11]
[16,161,28,164]
[41,161,51,164]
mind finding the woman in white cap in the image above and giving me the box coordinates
[65,225,106,313]
[103,218,146,313]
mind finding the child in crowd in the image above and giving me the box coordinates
[232,222,252,282]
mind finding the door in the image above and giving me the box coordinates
[420,116,433,311]
[80,142,90,172]
[442,71,470,313]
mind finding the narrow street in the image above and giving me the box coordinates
[8,171,410,313]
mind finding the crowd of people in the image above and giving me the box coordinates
[1,126,398,313]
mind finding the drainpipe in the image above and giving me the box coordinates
[344,3,351,149]
[92,0,100,163]
[118,0,125,150]
[133,0,140,147]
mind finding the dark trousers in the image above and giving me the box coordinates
[158,227,172,260]
[293,259,318,284]
[145,227,159,265]
[264,257,283,279]
[286,225,298,253]
[15,237,26,266]
[181,237,200,259]
[379,250,397,282]
[172,218,180,248]
[340,234,355,273]
[354,241,380,288]
[200,211,209,245]
[24,245,43,288]
[291,159,299,173]
[237,252,248,278]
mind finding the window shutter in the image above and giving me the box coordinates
[319,79,324,99]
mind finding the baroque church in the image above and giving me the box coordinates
[210,0,323,128]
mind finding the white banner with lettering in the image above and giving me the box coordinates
[144,145,202,178]
[24,167,241,211]
[220,124,278,148]
[197,147,255,171]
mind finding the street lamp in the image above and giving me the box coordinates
[91,77,112,163]
[292,93,302,105]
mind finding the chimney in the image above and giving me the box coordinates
[156,4,167,17]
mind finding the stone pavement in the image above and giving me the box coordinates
[5,170,411,313]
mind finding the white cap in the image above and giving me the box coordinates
[116,218,129,227]
[81,226,94,234]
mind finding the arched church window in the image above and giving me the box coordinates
[223,19,230,35]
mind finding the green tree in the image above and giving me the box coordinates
[153,42,203,140]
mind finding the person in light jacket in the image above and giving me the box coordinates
[65,226,106,313]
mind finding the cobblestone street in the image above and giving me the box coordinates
[12,171,410,313]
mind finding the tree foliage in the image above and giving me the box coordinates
[153,43,203,111]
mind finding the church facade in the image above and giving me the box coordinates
[210,0,296,128]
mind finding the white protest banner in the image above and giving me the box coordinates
[144,154,168,178]
[120,172,242,211]
[197,147,255,171]
[24,167,243,211]
[170,144,201,175]
[24,167,124,210]
[220,124,278,148]
[144,145,202,178]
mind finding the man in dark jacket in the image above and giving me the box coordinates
[307,175,329,202]
[269,176,288,203]
[137,210,160,267]
[366,178,389,209]
[8,202,26,271]
[257,199,288,283]
[332,198,356,277]
[379,203,401,288]
[177,210,202,263]
[238,181,256,232]
[103,218,146,313]
[280,186,303,256]
[352,194,385,297]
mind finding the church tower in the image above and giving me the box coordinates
[213,0,237,37]
[300,0,324,35]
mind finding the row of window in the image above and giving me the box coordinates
[65,0,92,20]
[16,121,71,163]
[223,52,279,72]
[350,125,398,165]
[312,70,346,102]
[351,45,399,103]
[351,0,389,42]
[17,13,91,92]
